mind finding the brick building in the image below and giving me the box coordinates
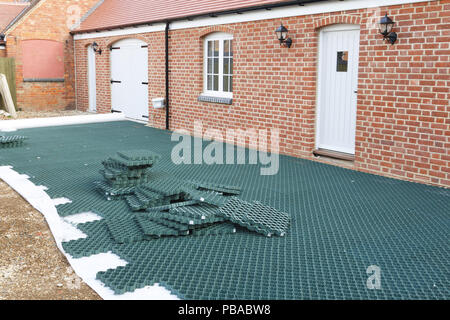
[0,0,99,110]
[71,0,449,188]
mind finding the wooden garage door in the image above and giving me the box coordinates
[110,38,149,121]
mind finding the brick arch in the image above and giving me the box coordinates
[83,41,93,48]
[105,35,148,49]
[198,25,235,39]
[197,26,235,62]
[314,15,362,30]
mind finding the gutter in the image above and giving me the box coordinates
[165,22,170,131]
[73,35,78,111]
[70,0,325,35]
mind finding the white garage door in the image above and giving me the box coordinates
[316,24,360,155]
[110,38,149,121]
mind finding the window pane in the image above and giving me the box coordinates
[208,58,213,74]
[230,57,233,75]
[213,40,219,57]
[337,51,348,72]
[223,76,229,92]
[208,41,213,57]
[213,75,219,91]
[224,40,230,57]
[230,77,233,92]
[207,75,212,90]
[223,58,229,75]
[213,58,219,74]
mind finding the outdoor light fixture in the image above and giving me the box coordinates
[275,24,293,48]
[92,42,102,55]
[378,13,397,45]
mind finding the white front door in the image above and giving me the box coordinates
[87,45,96,112]
[110,38,149,121]
[316,25,360,155]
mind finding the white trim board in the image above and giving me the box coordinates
[74,0,434,40]
[0,113,125,132]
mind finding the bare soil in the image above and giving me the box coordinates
[0,180,101,300]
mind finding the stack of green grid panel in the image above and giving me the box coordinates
[96,150,161,199]
[123,176,291,238]
[124,177,237,212]
[0,135,28,149]
[135,203,237,239]
[95,151,291,238]
[124,175,189,211]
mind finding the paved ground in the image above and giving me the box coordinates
[0,180,100,300]
[0,110,90,120]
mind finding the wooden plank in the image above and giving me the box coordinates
[0,73,17,118]
[313,148,355,162]
[0,58,17,110]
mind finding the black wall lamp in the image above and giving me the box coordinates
[378,13,397,45]
[275,24,293,48]
[92,42,102,55]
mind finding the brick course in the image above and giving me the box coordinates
[74,0,450,188]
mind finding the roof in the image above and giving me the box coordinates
[0,2,30,33]
[75,0,315,33]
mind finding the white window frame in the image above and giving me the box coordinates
[202,32,233,99]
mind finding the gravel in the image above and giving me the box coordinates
[0,110,90,120]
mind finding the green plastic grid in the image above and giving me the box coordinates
[140,176,186,197]
[117,150,161,162]
[1,121,447,300]
[135,215,187,237]
[105,217,148,244]
[0,135,28,148]
[192,222,237,236]
[219,198,290,237]
[188,180,242,195]
[170,204,223,221]
[94,180,135,200]
[184,189,230,207]
[146,200,199,212]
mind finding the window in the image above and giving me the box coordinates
[203,33,233,99]
[336,51,349,72]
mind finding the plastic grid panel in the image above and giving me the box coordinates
[135,215,187,237]
[219,198,291,237]
[1,121,448,300]
[0,135,28,148]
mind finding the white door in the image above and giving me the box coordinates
[87,45,97,112]
[316,25,360,155]
[110,38,149,121]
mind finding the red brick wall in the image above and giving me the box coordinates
[74,0,450,188]
[5,0,100,111]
